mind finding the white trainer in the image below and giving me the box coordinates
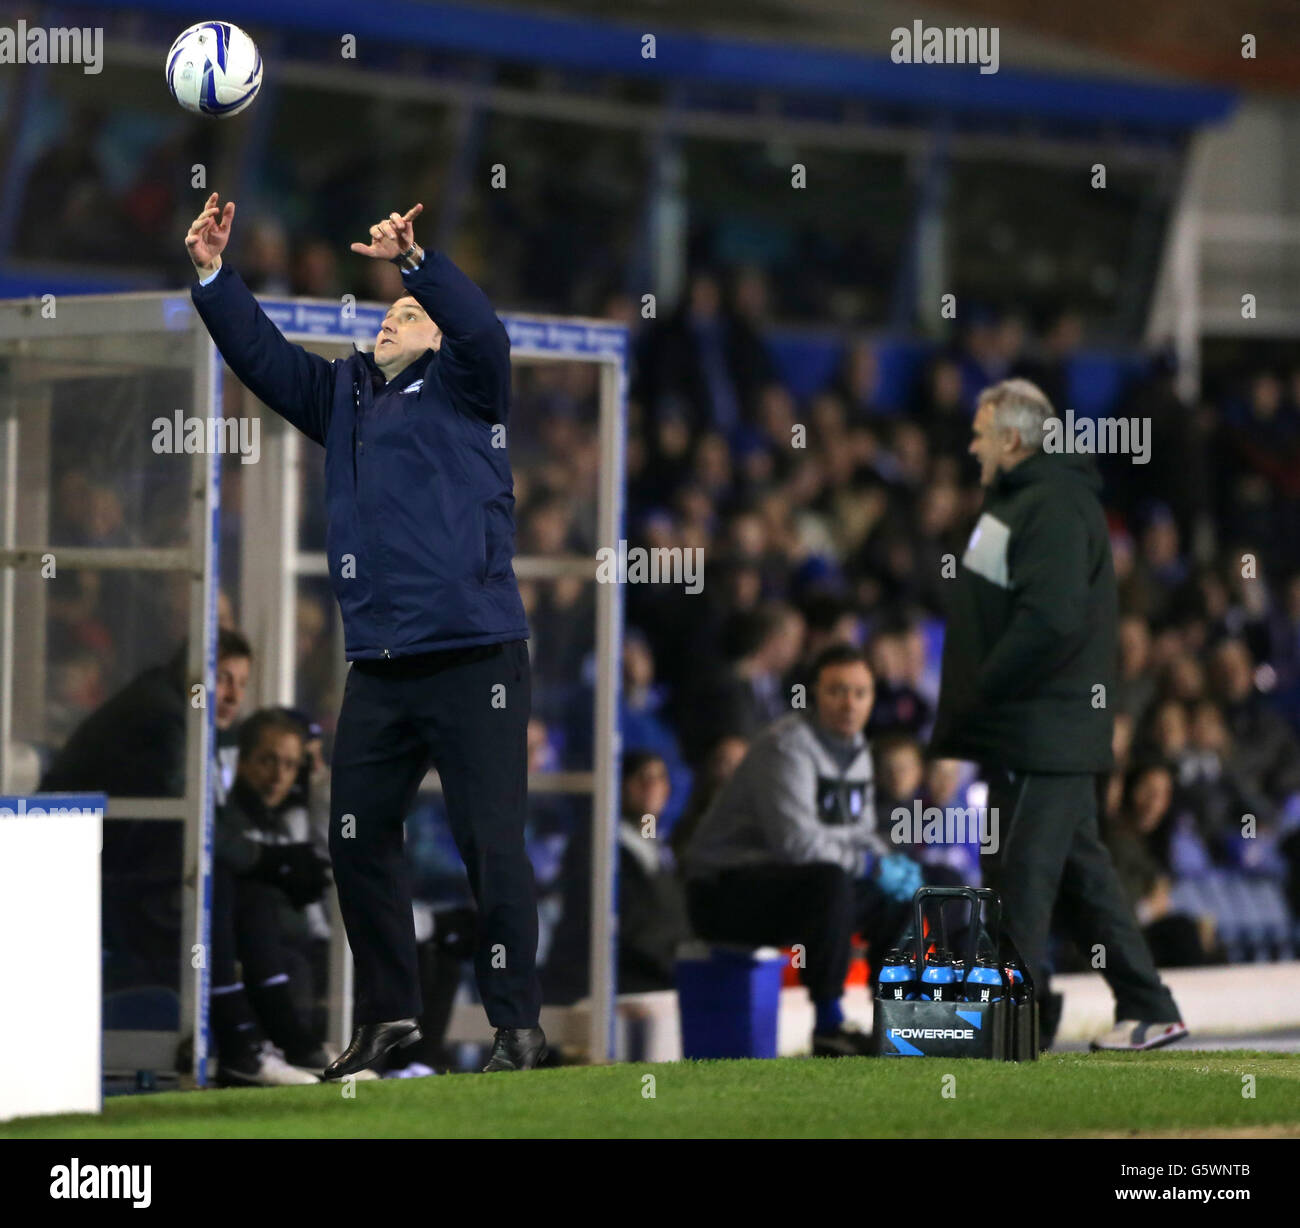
[244,1042,321,1085]
[1090,1020,1189,1051]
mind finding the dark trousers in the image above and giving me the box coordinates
[685,862,911,1002]
[983,769,1180,1023]
[328,639,540,1028]
[211,860,295,987]
[211,860,323,1059]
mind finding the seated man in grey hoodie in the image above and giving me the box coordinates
[682,643,921,1056]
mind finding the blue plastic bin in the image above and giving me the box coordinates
[675,943,786,1059]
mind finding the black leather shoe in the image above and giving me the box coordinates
[481,1026,548,1072]
[322,1019,422,1080]
[812,1022,874,1058]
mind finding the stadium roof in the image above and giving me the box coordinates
[75,0,1237,132]
[508,0,1300,94]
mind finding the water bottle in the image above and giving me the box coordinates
[876,948,916,1001]
[962,956,1004,1003]
[920,947,958,1001]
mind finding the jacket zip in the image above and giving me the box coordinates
[354,374,393,658]
[824,740,868,826]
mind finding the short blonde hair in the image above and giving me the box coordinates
[977,378,1056,451]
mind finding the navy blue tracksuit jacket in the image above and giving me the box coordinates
[191,254,529,658]
[193,254,542,1031]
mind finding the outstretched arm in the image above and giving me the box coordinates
[187,193,335,446]
[352,204,510,424]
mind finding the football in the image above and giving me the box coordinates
[165,21,262,117]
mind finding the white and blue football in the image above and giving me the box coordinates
[166,21,262,118]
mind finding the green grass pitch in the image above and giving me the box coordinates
[4,1051,1298,1139]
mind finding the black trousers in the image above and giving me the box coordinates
[328,639,540,1028]
[685,862,912,1002]
[211,860,296,987]
[210,859,322,1058]
[983,769,1180,1023]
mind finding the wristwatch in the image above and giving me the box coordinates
[393,242,424,272]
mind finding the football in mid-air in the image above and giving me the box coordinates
[165,21,262,117]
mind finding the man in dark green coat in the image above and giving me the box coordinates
[931,379,1186,1051]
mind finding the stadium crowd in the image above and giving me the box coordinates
[484,271,1300,990]
[29,249,1300,1069]
[551,278,1300,978]
[2,0,1295,1086]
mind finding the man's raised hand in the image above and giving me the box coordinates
[350,203,424,261]
[186,192,235,276]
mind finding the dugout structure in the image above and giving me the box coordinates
[0,290,627,1085]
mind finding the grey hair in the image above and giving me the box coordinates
[978,378,1056,452]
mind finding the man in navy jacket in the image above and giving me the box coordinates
[187,194,545,1074]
